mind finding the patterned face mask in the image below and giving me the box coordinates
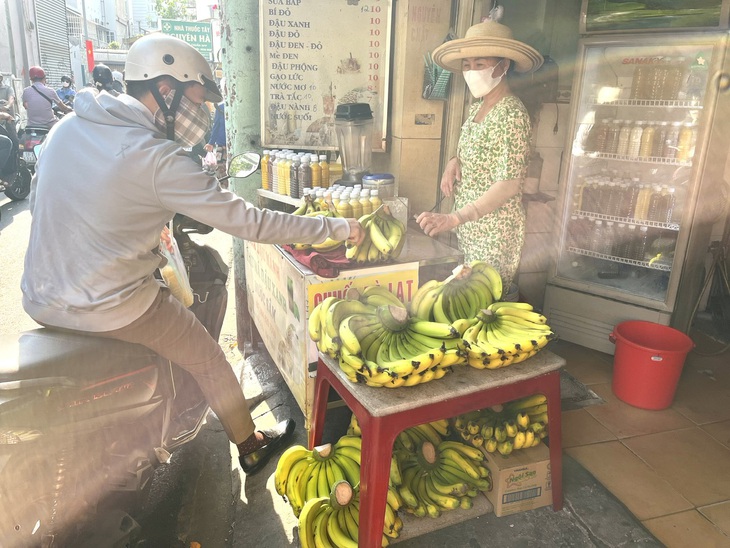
[154,89,210,148]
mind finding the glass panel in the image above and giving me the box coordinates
[555,41,712,304]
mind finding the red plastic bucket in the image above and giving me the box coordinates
[609,321,695,410]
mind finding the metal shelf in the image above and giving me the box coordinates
[575,152,691,167]
[572,210,680,231]
[589,98,703,109]
[257,188,302,207]
[568,247,672,272]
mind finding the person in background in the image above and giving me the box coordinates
[0,73,17,116]
[92,64,120,97]
[22,34,365,477]
[112,70,125,94]
[57,75,76,106]
[416,13,542,291]
[204,77,227,179]
[22,66,72,129]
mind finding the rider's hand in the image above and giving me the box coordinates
[204,144,214,152]
[346,219,366,246]
[160,226,174,253]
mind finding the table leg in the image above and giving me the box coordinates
[358,417,397,548]
[308,358,332,449]
[544,370,563,511]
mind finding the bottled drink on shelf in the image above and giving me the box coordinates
[604,221,616,256]
[662,122,682,159]
[676,123,696,163]
[652,121,669,157]
[271,152,281,194]
[634,184,653,220]
[623,178,641,219]
[298,154,312,194]
[612,223,629,258]
[349,190,363,218]
[360,189,372,215]
[616,120,631,156]
[665,57,686,100]
[661,187,677,223]
[590,219,606,254]
[646,185,664,221]
[605,182,622,217]
[626,224,638,258]
[319,154,330,188]
[604,119,620,154]
[638,122,655,158]
[310,154,322,188]
[370,189,382,211]
[587,119,610,153]
[630,64,652,100]
[336,193,353,217]
[290,154,301,198]
[627,121,644,158]
[648,58,669,101]
[633,226,650,261]
[261,150,270,191]
[670,186,684,224]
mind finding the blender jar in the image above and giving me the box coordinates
[334,103,373,186]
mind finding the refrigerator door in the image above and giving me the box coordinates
[549,33,728,315]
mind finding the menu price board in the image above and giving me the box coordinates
[260,0,392,151]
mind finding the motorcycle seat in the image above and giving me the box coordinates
[0,328,162,384]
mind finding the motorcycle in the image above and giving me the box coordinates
[0,152,261,547]
[17,125,50,175]
[0,103,31,201]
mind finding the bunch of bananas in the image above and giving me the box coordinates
[290,196,345,253]
[395,440,491,518]
[410,261,503,323]
[392,420,449,453]
[308,286,464,387]
[452,394,549,456]
[345,205,405,265]
[298,480,403,548]
[460,302,556,369]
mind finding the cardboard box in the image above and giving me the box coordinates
[483,443,552,517]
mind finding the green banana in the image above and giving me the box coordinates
[409,279,441,317]
[438,441,484,462]
[408,318,459,339]
[326,300,376,339]
[332,453,360,488]
[471,261,503,300]
[424,474,461,510]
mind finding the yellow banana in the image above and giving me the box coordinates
[313,505,336,547]
[326,300,377,339]
[275,445,312,496]
[286,456,313,516]
[368,218,394,256]
[298,496,329,548]
[471,261,503,300]
[513,430,526,450]
[424,475,461,510]
[308,301,323,342]
[438,441,484,462]
[408,318,459,339]
[488,300,534,311]
[440,448,481,481]
[409,279,441,317]
[495,307,548,324]
[326,504,357,548]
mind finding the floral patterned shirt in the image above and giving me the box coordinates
[454,95,531,289]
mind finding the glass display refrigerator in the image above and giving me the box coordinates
[543,32,730,354]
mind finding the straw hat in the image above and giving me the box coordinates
[433,20,543,74]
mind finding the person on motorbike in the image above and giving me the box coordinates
[112,70,125,94]
[21,33,365,476]
[56,74,76,106]
[0,73,17,116]
[21,66,72,129]
[92,64,120,97]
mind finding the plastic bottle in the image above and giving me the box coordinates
[370,188,382,211]
[638,122,655,158]
[261,150,270,190]
[630,64,651,100]
[624,178,641,219]
[612,223,628,258]
[634,226,649,261]
[665,57,685,100]
[627,121,644,158]
[567,215,579,249]
[670,187,684,224]
[651,122,669,157]
[634,184,652,220]
[360,189,372,216]
[586,119,609,153]
[626,224,638,259]
[266,150,277,192]
[290,154,301,198]
[605,182,621,216]
[604,221,616,256]
[348,190,362,218]
[319,154,330,188]
[310,154,322,188]
[298,154,312,194]
[604,119,620,154]
[616,120,632,157]
[336,192,353,218]
[662,122,682,159]
[661,187,677,224]
[271,152,281,194]
[649,57,670,101]
[590,220,607,254]
[676,123,696,163]
[646,185,664,221]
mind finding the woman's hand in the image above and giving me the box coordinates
[346,218,366,246]
[160,225,174,252]
[416,211,459,238]
[440,157,462,197]
[203,143,214,152]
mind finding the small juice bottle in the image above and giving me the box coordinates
[370,189,382,211]
[310,154,322,188]
[360,189,372,215]
[319,154,330,187]
[261,150,270,190]
[349,190,363,218]
[336,192,353,217]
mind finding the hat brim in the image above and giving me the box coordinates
[433,37,543,73]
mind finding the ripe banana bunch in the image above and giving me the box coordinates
[345,205,405,265]
[298,479,403,548]
[395,440,491,519]
[409,261,503,324]
[393,421,449,453]
[452,394,550,456]
[308,294,377,359]
[290,196,345,252]
[460,302,556,370]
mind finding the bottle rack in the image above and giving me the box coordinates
[568,247,672,272]
[590,98,703,109]
[572,210,680,231]
[577,151,691,167]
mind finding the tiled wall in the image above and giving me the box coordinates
[518,102,571,308]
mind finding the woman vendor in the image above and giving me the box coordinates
[416,14,543,291]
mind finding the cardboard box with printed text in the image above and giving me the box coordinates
[483,443,552,517]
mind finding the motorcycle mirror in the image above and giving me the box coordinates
[34,144,42,156]
[227,152,261,179]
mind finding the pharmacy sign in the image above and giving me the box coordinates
[161,20,213,60]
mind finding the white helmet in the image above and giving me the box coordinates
[125,33,221,102]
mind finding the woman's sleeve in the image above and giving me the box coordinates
[490,107,531,182]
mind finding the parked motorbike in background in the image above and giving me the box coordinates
[0,152,261,547]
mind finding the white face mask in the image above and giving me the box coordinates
[463,63,506,98]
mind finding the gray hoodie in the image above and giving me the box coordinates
[22,89,349,332]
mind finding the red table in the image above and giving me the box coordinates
[309,350,565,547]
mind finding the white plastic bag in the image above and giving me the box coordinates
[203,150,218,172]
[159,234,194,307]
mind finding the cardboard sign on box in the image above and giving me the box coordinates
[483,443,552,517]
